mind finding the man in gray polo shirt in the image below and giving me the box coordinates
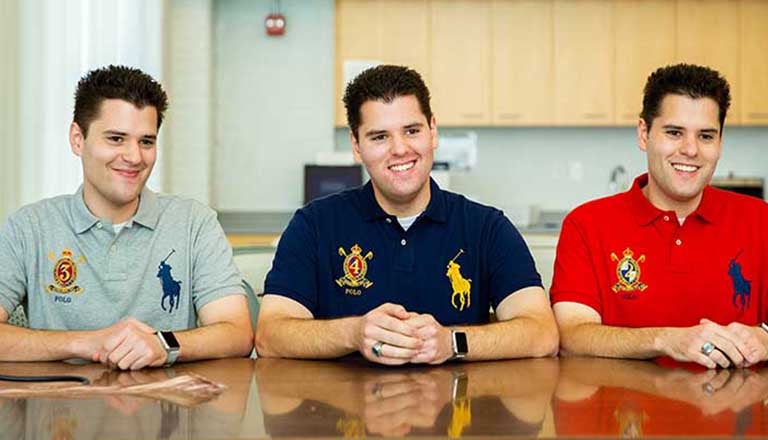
[0,65,253,370]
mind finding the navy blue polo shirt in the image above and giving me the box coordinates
[265,179,542,325]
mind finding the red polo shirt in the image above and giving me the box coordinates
[551,174,768,327]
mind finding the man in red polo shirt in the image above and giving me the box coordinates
[550,63,768,369]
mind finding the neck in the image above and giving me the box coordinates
[82,187,140,224]
[373,183,431,218]
[641,183,702,219]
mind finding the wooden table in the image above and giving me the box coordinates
[1,357,766,438]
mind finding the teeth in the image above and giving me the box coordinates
[672,163,698,172]
[390,161,415,172]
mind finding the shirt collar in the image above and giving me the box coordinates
[628,173,719,225]
[359,178,448,223]
[71,186,160,234]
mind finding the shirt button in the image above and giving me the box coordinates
[663,215,670,222]
[675,239,682,246]
[110,245,117,253]
[96,222,102,229]
[385,218,392,224]
[400,239,407,246]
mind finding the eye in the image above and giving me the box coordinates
[140,138,156,147]
[405,127,421,136]
[369,134,387,142]
[665,129,682,138]
[699,133,716,141]
[106,135,124,144]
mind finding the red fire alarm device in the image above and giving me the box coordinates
[265,13,286,36]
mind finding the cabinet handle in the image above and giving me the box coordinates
[582,113,607,120]
[499,113,522,120]
[747,112,768,119]
[461,113,484,118]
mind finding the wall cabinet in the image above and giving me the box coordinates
[676,0,742,124]
[430,0,492,125]
[741,0,768,125]
[613,0,676,125]
[553,0,613,125]
[492,0,553,125]
[335,0,766,127]
[334,0,429,126]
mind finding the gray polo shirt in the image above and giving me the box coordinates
[0,187,244,331]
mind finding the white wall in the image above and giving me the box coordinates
[212,0,335,211]
[336,124,768,214]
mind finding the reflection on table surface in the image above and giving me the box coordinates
[1,356,768,439]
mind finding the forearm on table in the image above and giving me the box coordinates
[458,313,559,361]
[255,315,361,359]
[174,320,254,362]
[559,322,667,359]
[0,323,98,361]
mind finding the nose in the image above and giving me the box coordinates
[679,133,699,157]
[121,140,142,164]
[390,133,408,156]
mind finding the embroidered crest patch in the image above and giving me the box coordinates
[46,249,85,294]
[336,244,374,290]
[610,248,648,293]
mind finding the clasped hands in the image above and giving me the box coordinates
[661,318,768,369]
[358,303,455,365]
[82,318,168,370]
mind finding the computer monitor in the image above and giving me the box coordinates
[304,165,363,205]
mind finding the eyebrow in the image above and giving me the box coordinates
[661,124,719,134]
[102,130,157,140]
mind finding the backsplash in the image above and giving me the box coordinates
[335,126,768,217]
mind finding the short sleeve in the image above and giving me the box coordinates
[549,213,603,314]
[486,211,543,309]
[0,214,30,316]
[190,206,245,310]
[263,209,319,314]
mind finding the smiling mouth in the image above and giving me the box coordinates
[671,163,700,173]
[114,169,142,178]
[389,160,416,172]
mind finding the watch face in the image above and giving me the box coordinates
[454,331,468,354]
[161,331,180,350]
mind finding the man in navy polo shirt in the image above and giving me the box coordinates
[255,65,558,365]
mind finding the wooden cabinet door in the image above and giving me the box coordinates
[676,0,741,124]
[553,0,614,125]
[335,0,379,126]
[614,0,676,125]
[492,0,554,125]
[430,0,492,126]
[741,0,768,125]
[335,0,430,127]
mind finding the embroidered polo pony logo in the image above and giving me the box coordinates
[157,249,181,313]
[447,249,472,311]
[728,250,751,312]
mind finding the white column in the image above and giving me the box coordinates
[164,0,213,204]
[0,0,21,221]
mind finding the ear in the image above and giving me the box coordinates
[429,115,438,150]
[349,130,362,163]
[69,122,85,157]
[637,118,649,152]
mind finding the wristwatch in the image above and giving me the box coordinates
[155,331,180,367]
[759,322,768,335]
[451,329,468,360]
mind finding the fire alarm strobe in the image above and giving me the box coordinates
[265,13,286,36]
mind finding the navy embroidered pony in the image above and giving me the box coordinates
[728,250,751,313]
[158,249,182,313]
